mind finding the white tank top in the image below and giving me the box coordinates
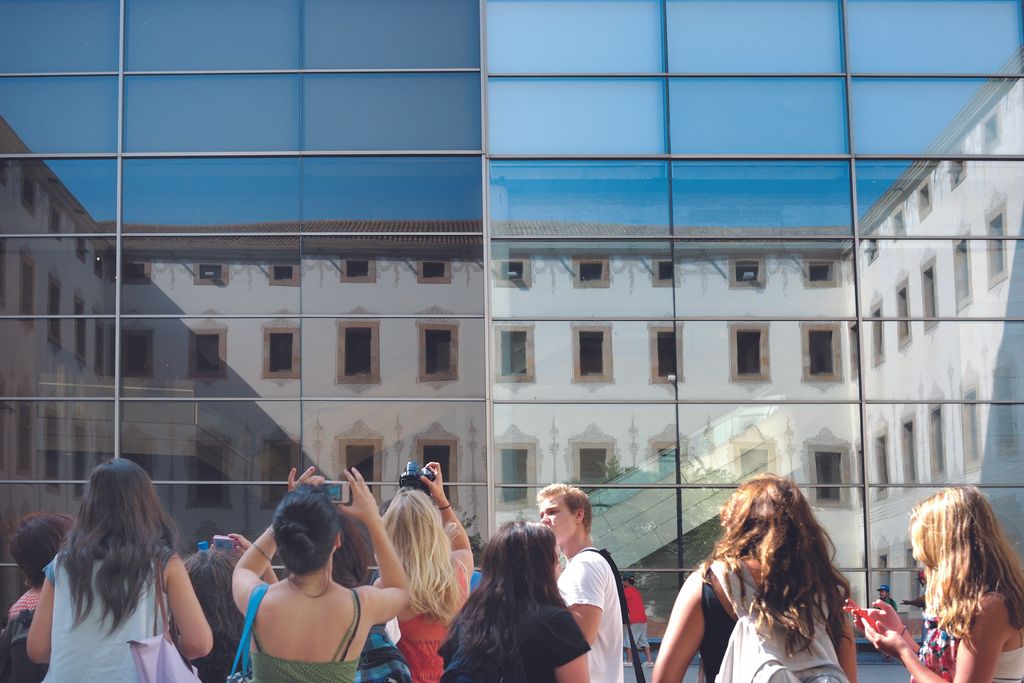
[994,641,1024,682]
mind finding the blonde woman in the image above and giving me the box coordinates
[382,462,472,683]
[854,487,1024,682]
[653,474,857,683]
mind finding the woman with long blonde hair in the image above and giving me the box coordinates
[653,474,857,683]
[382,463,473,683]
[854,487,1024,682]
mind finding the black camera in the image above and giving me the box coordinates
[398,460,435,493]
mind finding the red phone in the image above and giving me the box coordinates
[844,600,882,631]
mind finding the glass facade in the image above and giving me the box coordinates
[2,0,1023,641]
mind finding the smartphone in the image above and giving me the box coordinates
[212,535,237,552]
[324,480,351,505]
[844,600,882,631]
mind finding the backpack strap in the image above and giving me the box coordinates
[581,548,646,683]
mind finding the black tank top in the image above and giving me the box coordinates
[699,574,737,682]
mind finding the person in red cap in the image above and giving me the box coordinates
[621,575,654,667]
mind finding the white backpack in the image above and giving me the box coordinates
[710,563,850,683]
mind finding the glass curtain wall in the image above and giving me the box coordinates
[1,0,1024,638]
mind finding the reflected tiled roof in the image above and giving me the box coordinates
[121,219,482,234]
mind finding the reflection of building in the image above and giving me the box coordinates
[2,1,1023,636]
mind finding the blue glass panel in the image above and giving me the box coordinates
[489,161,669,235]
[672,162,851,234]
[303,157,482,229]
[852,78,1021,154]
[487,0,662,73]
[122,158,301,230]
[126,0,300,70]
[0,159,116,233]
[666,0,841,73]
[488,78,665,154]
[669,78,847,154]
[304,74,480,151]
[124,75,300,152]
[0,77,117,153]
[305,0,479,68]
[0,0,118,73]
[848,0,1022,74]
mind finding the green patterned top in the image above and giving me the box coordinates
[251,590,361,683]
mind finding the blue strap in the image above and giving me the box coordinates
[229,582,269,677]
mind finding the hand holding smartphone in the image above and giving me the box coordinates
[212,534,238,552]
[324,480,352,505]
[843,599,882,632]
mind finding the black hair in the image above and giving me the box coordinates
[272,485,340,576]
[9,513,74,589]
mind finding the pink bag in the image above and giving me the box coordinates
[127,560,200,683]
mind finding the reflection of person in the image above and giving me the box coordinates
[851,487,1024,682]
[877,584,898,611]
[440,521,590,682]
[538,483,623,683]
[653,475,857,683]
[901,572,927,610]
[621,575,653,667]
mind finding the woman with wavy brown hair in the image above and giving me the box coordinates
[854,487,1024,682]
[653,474,857,683]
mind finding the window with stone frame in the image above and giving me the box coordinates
[73,295,86,361]
[801,323,841,383]
[337,321,380,384]
[921,260,938,330]
[929,405,946,478]
[19,252,35,319]
[417,260,451,284]
[649,324,683,384]
[962,389,980,467]
[987,209,1007,287]
[572,325,613,383]
[730,323,770,382]
[495,324,535,383]
[121,328,154,378]
[572,256,610,288]
[337,437,382,484]
[498,444,534,505]
[729,257,765,288]
[917,181,932,220]
[494,257,531,288]
[188,328,227,379]
[262,327,300,380]
[47,275,61,347]
[812,448,844,504]
[954,239,972,310]
[948,160,967,189]
[804,258,837,288]
[418,322,459,382]
[269,263,300,286]
[340,258,376,283]
[653,259,674,287]
[870,303,884,366]
[896,279,911,348]
[901,417,918,484]
[194,263,228,285]
[416,438,457,504]
[187,438,231,508]
[874,430,890,499]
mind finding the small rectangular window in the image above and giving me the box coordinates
[572,325,612,383]
[962,390,980,465]
[194,263,228,285]
[500,448,529,503]
[341,259,376,283]
[657,331,676,378]
[48,208,61,233]
[262,327,300,379]
[495,258,531,288]
[949,160,966,189]
[730,258,765,288]
[865,240,878,264]
[337,322,380,384]
[21,178,36,214]
[501,330,528,377]
[814,450,842,502]
[987,212,1006,285]
[871,305,884,366]
[345,443,377,483]
[654,260,673,287]
[807,329,836,378]
[573,257,610,288]
[922,263,937,327]
[875,432,890,497]
[19,254,34,316]
[270,263,299,286]
[579,332,604,375]
[73,297,86,361]
[122,329,153,377]
[122,261,150,284]
[902,419,917,483]
[983,114,1000,153]
[418,324,458,381]
[918,183,931,219]
[47,277,61,346]
[896,282,911,347]
[190,330,226,378]
[893,209,905,236]
[418,260,451,284]
[75,238,87,263]
[731,324,769,382]
[954,240,972,310]
[578,447,607,484]
[929,406,945,476]
[805,260,835,287]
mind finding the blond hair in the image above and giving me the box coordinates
[383,489,465,624]
[911,487,1024,640]
[702,474,850,655]
[536,483,592,533]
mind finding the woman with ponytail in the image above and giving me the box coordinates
[231,467,408,683]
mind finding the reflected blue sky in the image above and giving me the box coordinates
[127,0,300,70]
[487,0,662,73]
[672,161,851,228]
[667,0,842,73]
[847,0,1022,73]
[854,161,913,218]
[490,161,669,227]
[45,160,117,224]
[0,0,118,73]
[851,78,1003,153]
[0,77,117,153]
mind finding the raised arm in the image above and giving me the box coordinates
[164,555,214,659]
[420,461,473,569]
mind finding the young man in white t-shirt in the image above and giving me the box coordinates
[538,483,624,683]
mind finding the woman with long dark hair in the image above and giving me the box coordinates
[26,458,212,681]
[439,521,589,683]
[653,474,857,683]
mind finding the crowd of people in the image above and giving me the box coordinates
[1,459,1023,683]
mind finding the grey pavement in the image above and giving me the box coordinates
[623,661,911,682]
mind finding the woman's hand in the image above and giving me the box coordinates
[337,467,380,525]
[420,461,448,506]
[868,598,905,632]
[227,533,251,551]
[287,466,325,491]
[863,620,911,660]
